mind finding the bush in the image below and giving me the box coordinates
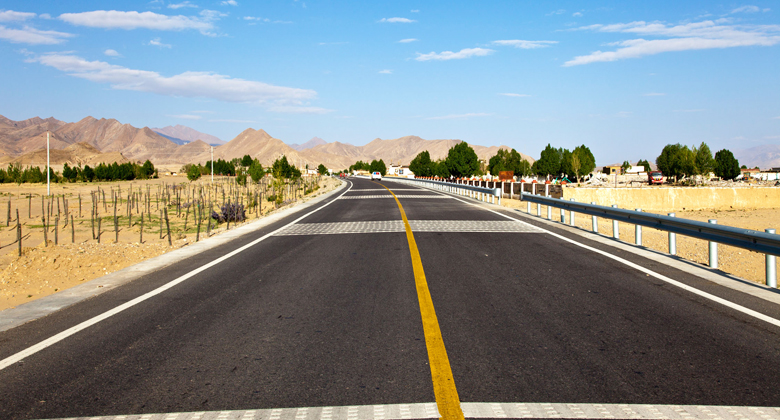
[211,202,246,223]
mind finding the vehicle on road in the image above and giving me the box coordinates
[648,171,664,184]
[371,171,382,180]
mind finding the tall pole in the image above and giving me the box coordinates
[211,146,214,183]
[47,131,50,196]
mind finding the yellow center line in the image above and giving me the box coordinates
[378,182,465,420]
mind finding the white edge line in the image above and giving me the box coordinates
[386,179,780,329]
[0,181,355,371]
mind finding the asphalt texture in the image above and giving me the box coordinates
[2,177,780,420]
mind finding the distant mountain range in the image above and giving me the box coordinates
[0,114,533,170]
[151,125,224,146]
[735,145,780,170]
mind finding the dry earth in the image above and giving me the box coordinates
[502,199,779,285]
[0,176,340,311]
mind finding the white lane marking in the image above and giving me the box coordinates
[274,220,543,235]
[338,195,447,199]
[392,180,780,329]
[28,403,780,420]
[0,182,355,372]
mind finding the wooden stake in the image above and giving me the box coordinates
[164,207,172,246]
[71,214,75,243]
[140,212,144,244]
[42,216,48,246]
[54,216,59,246]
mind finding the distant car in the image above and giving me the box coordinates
[648,171,663,184]
[371,171,382,180]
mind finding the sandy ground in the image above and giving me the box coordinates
[0,176,340,311]
[502,198,779,285]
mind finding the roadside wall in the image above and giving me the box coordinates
[563,187,780,212]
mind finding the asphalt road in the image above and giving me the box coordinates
[2,177,780,420]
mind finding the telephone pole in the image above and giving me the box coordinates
[211,146,214,183]
[47,131,50,196]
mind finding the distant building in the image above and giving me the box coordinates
[602,165,622,175]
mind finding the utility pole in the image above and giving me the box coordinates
[47,131,50,196]
[211,146,214,183]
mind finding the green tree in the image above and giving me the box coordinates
[656,143,696,181]
[637,159,652,172]
[140,160,155,179]
[572,145,596,181]
[534,144,562,176]
[621,160,631,174]
[409,151,434,177]
[714,149,740,180]
[433,159,451,178]
[488,148,533,177]
[369,159,387,176]
[187,164,201,181]
[445,142,479,178]
[236,168,247,186]
[241,154,253,167]
[694,142,715,176]
[249,161,265,183]
[272,156,300,179]
[317,163,329,175]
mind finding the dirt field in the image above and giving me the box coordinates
[502,199,779,285]
[0,175,341,311]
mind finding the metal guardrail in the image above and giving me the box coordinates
[521,192,779,287]
[383,177,502,205]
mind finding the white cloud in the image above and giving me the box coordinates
[379,17,416,23]
[643,92,666,96]
[266,106,334,114]
[149,37,172,48]
[168,1,198,9]
[499,93,530,97]
[426,113,491,120]
[221,0,238,5]
[0,10,36,22]
[492,39,558,49]
[573,12,583,17]
[415,47,494,61]
[28,53,319,109]
[378,69,392,74]
[166,114,202,119]
[565,20,780,66]
[547,9,566,16]
[209,119,257,123]
[39,13,52,20]
[774,116,780,119]
[731,5,760,14]
[399,38,418,43]
[673,109,705,112]
[58,10,218,34]
[191,110,215,114]
[411,10,419,13]
[104,49,121,56]
[0,25,74,44]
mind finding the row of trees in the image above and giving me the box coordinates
[408,142,482,178]
[0,160,157,184]
[532,144,596,182]
[349,159,388,175]
[654,143,740,180]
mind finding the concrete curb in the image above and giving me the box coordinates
[0,180,348,332]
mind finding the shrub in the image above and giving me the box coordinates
[211,202,246,223]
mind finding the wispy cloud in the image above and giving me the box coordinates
[547,9,566,16]
[643,92,666,96]
[244,16,291,24]
[0,10,37,22]
[166,114,202,119]
[731,5,761,14]
[573,12,583,17]
[0,25,74,44]
[499,93,530,97]
[379,17,416,23]
[104,49,121,57]
[565,20,780,66]
[28,53,319,110]
[149,37,172,48]
[426,113,491,120]
[773,116,780,119]
[221,0,238,5]
[673,109,705,113]
[411,10,419,13]
[168,1,198,9]
[492,39,558,49]
[266,106,334,114]
[378,69,392,74]
[58,10,221,35]
[192,110,215,114]
[415,47,494,61]
[399,38,417,43]
[209,119,257,123]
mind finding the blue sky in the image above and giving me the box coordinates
[1,1,778,164]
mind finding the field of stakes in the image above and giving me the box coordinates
[0,175,341,311]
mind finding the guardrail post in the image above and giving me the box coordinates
[537,202,541,217]
[560,208,565,223]
[532,183,536,196]
[709,219,718,269]
[591,202,598,233]
[495,188,501,205]
[612,205,619,240]
[767,228,776,288]
[527,199,531,214]
[635,208,642,245]
[569,199,575,226]
[668,213,677,255]
[545,184,549,197]
[547,199,552,220]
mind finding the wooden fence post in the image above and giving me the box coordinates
[42,216,48,246]
[164,207,172,246]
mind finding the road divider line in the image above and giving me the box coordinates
[0,181,355,372]
[380,183,465,420]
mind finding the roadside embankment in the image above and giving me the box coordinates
[563,186,780,212]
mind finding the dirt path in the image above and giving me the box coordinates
[0,176,340,311]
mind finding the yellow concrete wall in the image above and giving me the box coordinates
[563,187,780,212]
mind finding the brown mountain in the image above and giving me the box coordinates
[289,136,327,151]
[0,141,128,167]
[151,124,224,146]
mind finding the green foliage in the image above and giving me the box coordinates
[621,160,631,174]
[317,163,329,175]
[236,168,247,186]
[572,145,596,180]
[487,148,533,177]
[204,159,236,176]
[140,160,155,179]
[249,161,265,183]
[656,143,696,180]
[714,149,740,180]
[409,151,434,177]
[349,160,371,172]
[240,154,253,167]
[369,159,387,176]
[637,159,652,172]
[433,160,450,178]
[534,144,562,176]
[445,142,479,178]
[187,164,201,181]
[694,142,715,175]
[272,156,301,179]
